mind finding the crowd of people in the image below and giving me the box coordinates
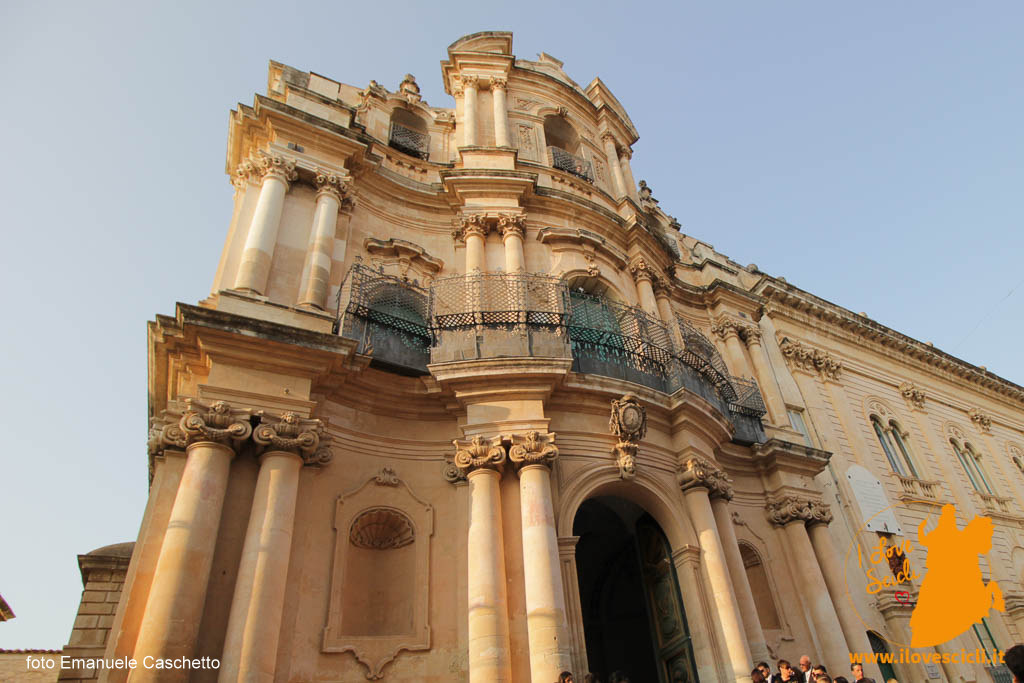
[552,643,1024,683]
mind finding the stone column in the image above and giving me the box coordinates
[234,153,297,295]
[219,414,331,683]
[491,77,510,148]
[806,518,876,673]
[509,432,573,683]
[655,286,686,350]
[460,214,488,273]
[710,495,771,664]
[499,214,526,272]
[297,170,347,310]
[713,318,751,378]
[601,133,627,198]
[767,496,851,669]
[462,76,479,147]
[678,455,753,683]
[741,326,788,426]
[454,436,512,683]
[131,401,252,682]
[630,258,661,318]
[618,145,639,202]
[557,537,588,679]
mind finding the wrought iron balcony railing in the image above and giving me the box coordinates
[429,272,570,333]
[548,146,594,182]
[388,123,430,160]
[334,263,431,374]
[334,268,766,424]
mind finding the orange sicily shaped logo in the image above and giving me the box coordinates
[909,504,1005,646]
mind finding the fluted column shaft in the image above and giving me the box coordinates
[807,522,874,666]
[235,159,294,295]
[297,178,343,310]
[744,334,787,426]
[219,451,303,683]
[491,78,510,147]
[518,464,572,681]
[711,497,770,664]
[655,291,686,351]
[463,77,479,147]
[467,468,512,682]
[682,487,752,682]
[131,441,235,682]
[602,134,627,198]
[781,520,851,667]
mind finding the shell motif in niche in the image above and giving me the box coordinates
[349,507,415,550]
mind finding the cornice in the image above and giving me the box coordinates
[756,277,1024,408]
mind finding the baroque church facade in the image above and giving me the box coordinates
[62,31,1024,683]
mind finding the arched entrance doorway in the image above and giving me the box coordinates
[574,496,698,683]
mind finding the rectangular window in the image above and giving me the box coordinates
[788,410,813,447]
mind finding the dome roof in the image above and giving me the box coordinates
[85,542,135,558]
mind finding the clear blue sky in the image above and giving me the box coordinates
[1,1,1021,648]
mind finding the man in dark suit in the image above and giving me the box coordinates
[1005,644,1024,683]
[851,663,876,683]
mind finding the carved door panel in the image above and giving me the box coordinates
[637,518,699,683]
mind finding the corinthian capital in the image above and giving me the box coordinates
[677,454,733,500]
[765,495,832,526]
[629,257,654,284]
[233,158,261,188]
[508,431,558,472]
[453,213,489,241]
[254,411,332,465]
[711,317,743,342]
[498,213,525,239]
[315,169,349,203]
[453,435,506,476]
[489,76,508,90]
[461,75,480,90]
[162,399,253,450]
[740,325,762,346]
[254,152,298,184]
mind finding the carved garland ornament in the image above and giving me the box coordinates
[778,337,843,381]
[610,394,647,479]
[765,495,833,527]
[677,454,733,500]
[968,408,993,433]
[899,381,927,409]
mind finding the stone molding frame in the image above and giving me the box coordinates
[323,468,434,679]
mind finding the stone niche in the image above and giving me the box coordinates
[323,468,433,679]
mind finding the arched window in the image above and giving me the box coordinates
[388,108,430,160]
[887,421,920,479]
[952,439,995,495]
[872,416,907,477]
[870,415,921,479]
[544,115,592,181]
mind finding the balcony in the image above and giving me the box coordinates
[548,146,594,182]
[335,268,766,440]
[388,122,430,160]
[429,272,571,362]
[895,475,941,501]
[977,491,1013,516]
[334,264,431,375]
